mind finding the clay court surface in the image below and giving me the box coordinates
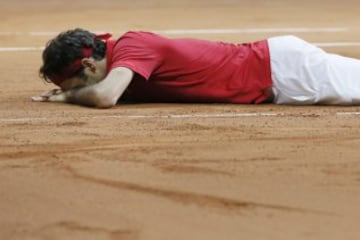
[1,0,360,239]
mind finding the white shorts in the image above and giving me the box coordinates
[268,35,360,105]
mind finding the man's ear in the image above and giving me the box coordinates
[81,58,96,72]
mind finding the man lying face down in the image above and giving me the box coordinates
[33,28,360,108]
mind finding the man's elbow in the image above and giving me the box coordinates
[92,92,118,109]
[94,97,117,109]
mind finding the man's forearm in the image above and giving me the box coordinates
[31,67,134,108]
[66,67,133,108]
[33,84,116,108]
[66,86,106,108]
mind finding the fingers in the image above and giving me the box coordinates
[31,95,49,102]
[48,93,67,102]
[32,89,67,102]
[40,89,62,97]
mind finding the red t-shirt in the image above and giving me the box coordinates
[106,31,272,103]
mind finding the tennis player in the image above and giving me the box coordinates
[33,28,360,108]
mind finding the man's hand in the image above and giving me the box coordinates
[32,67,133,108]
[31,89,68,102]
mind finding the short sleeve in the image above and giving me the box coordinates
[109,32,162,80]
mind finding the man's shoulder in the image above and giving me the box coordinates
[120,31,162,40]
[115,31,169,50]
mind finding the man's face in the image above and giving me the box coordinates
[59,76,89,91]
[59,57,107,91]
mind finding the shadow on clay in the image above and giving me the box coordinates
[63,165,333,216]
[36,221,138,240]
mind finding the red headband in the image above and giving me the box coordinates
[49,33,112,86]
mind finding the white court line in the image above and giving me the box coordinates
[0,47,44,52]
[0,27,349,37]
[0,27,357,52]
[104,112,278,118]
[1,41,360,52]
[315,42,360,47]
[0,112,278,123]
[156,27,348,35]
[336,112,360,115]
[2,111,360,123]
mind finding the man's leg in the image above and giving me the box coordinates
[268,35,360,105]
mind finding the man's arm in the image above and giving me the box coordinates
[66,67,133,108]
[33,67,134,108]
